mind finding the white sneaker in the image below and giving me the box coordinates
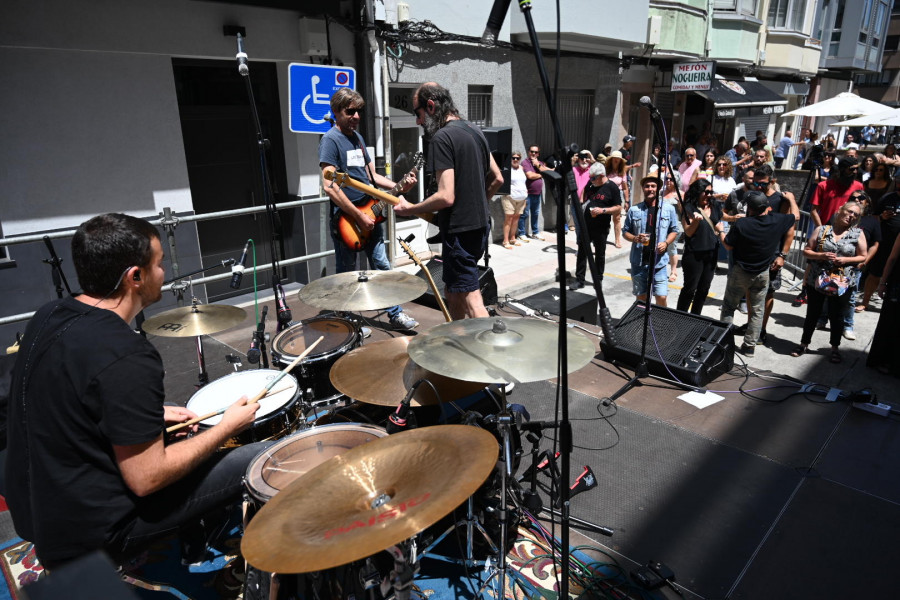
[842,328,856,340]
[390,312,419,331]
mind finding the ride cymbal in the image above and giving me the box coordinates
[241,425,499,574]
[297,270,427,312]
[407,317,596,384]
[140,304,247,337]
[330,337,488,406]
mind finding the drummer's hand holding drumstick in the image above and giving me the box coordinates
[164,405,201,439]
[218,396,262,435]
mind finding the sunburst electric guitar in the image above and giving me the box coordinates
[326,153,430,251]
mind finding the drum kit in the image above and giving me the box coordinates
[142,269,597,600]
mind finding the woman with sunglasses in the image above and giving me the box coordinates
[606,153,629,248]
[689,149,718,187]
[677,179,724,315]
[791,201,867,363]
[864,162,895,207]
[710,155,737,204]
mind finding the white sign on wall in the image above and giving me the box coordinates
[671,62,716,92]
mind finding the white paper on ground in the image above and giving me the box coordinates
[678,390,725,409]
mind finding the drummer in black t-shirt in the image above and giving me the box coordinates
[5,213,265,568]
[570,162,622,290]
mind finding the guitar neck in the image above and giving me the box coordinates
[327,171,433,223]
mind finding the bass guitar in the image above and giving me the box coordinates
[326,152,430,251]
[397,235,451,323]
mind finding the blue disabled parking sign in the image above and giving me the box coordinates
[289,64,356,134]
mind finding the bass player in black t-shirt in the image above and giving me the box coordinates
[5,213,265,568]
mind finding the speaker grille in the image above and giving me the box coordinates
[615,305,717,364]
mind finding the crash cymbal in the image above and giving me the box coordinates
[141,304,247,337]
[241,425,499,574]
[330,337,488,407]
[407,317,595,384]
[297,270,427,312]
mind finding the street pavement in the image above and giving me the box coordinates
[447,227,895,405]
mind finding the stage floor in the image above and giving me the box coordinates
[137,294,900,600]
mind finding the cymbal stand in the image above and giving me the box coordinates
[382,542,419,600]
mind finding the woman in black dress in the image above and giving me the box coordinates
[676,179,724,315]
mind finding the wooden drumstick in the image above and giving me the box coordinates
[247,336,323,404]
[164,383,297,433]
[165,336,324,434]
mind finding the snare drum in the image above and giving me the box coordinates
[271,317,361,406]
[244,423,387,504]
[186,370,301,448]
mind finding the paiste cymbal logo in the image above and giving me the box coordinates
[323,493,431,540]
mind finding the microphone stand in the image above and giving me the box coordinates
[603,105,700,403]
[512,4,619,598]
[42,236,73,299]
[234,33,291,333]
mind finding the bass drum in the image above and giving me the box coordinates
[185,370,301,448]
[271,316,361,407]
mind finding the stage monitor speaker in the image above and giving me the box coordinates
[600,301,734,388]
[520,287,598,325]
[482,126,512,195]
[412,257,498,309]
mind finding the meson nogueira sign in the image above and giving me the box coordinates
[671,62,716,92]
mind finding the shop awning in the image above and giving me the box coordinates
[695,79,788,108]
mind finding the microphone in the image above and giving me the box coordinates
[639,96,661,120]
[230,239,251,289]
[386,381,422,434]
[276,284,292,325]
[481,0,512,45]
[248,305,268,364]
[236,33,249,76]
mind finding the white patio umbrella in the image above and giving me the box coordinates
[783,92,891,118]
[831,107,900,127]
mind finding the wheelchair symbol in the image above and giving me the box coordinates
[302,75,332,125]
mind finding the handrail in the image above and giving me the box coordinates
[0,195,330,247]
[0,249,335,327]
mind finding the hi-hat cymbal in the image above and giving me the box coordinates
[330,337,488,407]
[407,317,596,384]
[297,270,427,312]
[241,425,499,574]
[141,304,247,337]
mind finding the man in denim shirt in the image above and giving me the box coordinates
[623,176,680,306]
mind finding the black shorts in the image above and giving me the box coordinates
[442,227,489,294]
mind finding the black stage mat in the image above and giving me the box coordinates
[814,408,900,504]
[729,476,900,599]
[511,380,802,598]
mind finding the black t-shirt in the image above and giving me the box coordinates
[683,202,723,253]
[428,120,491,234]
[5,297,165,563]
[582,180,621,229]
[859,215,882,248]
[766,191,790,214]
[726,213,795,274]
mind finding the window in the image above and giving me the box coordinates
[829,0,845,57]
[713,0,758,16]
[467,85,493,127]
[534,91,594,158]
[767,0,807,31]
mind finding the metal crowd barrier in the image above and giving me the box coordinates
[0,196,334,327]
